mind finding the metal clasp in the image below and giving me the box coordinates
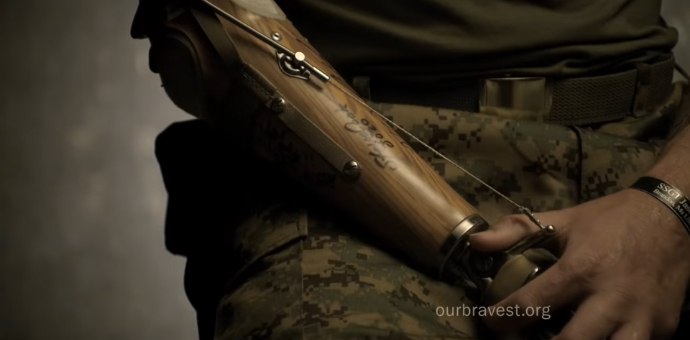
[276,51,312,80]
[479,77,552,120]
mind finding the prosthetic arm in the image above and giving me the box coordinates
[132,1,563,338]
[133,0,490,277]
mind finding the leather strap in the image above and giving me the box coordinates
[357,55,676,126]
[190,5,242,70]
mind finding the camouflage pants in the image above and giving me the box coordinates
[211,83,686,340]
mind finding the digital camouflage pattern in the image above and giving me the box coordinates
[212,82,686,340]
[215,210,482,340]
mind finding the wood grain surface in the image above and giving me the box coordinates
[207,0,483,271]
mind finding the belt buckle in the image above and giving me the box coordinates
[480,77,552,119]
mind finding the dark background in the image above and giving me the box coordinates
[0,0,688,339]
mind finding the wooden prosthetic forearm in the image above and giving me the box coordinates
[174,0,489,274]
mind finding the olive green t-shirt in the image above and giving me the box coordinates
[275,0,678,85]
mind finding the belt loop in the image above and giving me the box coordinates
[352,76,371,99]
[632,62,651,117]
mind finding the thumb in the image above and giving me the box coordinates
[469,210,567,252]
[469,214,539,252]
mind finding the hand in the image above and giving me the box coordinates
[469,189,690,339]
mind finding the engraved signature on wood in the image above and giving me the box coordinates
[336,103,397,170]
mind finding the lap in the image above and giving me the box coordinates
[214,214,482,340]
[189,82,685,339]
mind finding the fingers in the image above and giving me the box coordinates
[610,319,652,340]
[469,210,569,253]
[551,294,622,340]
[483,260,585,332]
[469,214,536,252]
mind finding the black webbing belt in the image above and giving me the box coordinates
[356,55,676,126]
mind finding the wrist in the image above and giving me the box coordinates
[621,187,690,283]
[625,177,690,251]
[646,165,690,196]
[621,188,686,234]
[643,159,690,230]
